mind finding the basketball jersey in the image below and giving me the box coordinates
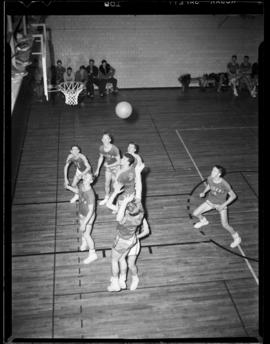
[207,176,232,205]
[116,211,144,240]
[66,154,87,172]
[117,166,136,195]
[99,145,119,166]
[78,184,95,217]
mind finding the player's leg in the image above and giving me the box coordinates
[79,215,88,251]
[83,213,98,264]
[108,236,135,291]
[118,253,129,290]
[99,168,112,205]
[107,248,122,292]
[127,240,140,290]
[193,201,213,228]
[219,208,241,248]
[70,170,81,203]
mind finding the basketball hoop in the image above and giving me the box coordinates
[58,82,85,105]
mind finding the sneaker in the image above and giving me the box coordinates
[83,253,98,264]
[107,277,121,292]
[233,89,238,97]
[130,275,139,291]
[230,233,241,248]
[70,194,79,203]
[99,197,109,206]
[194,217,209,229]
[119,275,127,290]
[80,238,88,251]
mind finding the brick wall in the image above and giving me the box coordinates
[45,15,264,88]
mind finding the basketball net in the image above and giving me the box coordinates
[58,82,85,105]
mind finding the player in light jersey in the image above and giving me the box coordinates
[192,165,241,248]
[107,193,149,292]
[94,133,121,205]
[64,145,91,203]
[65,173,97,264]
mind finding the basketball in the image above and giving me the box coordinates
[115,101,132,119]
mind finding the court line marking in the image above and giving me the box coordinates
[175,128,259,285]
[177,126,258,131]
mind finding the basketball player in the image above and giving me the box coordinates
[94,133,121,205]
[106,153,144,214]
[64,145,91,203]
[65,173,98,264]
[127,142,144,169]
[63,67,75,82]
[107,193,148,292]
[192,165,241,249]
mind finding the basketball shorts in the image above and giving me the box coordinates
[206,200,227,211]
[112,234,137,255]
[128,240,140,256]
[106,164,120,177]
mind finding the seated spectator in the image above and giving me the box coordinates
[75,65,88,105]
[55,60,66,84]
[239,56,256,98]
[98,59,118,96]
[218,55,240,96]
[75,65,88,86]
[63,66,75,82]
[86,59,100,98]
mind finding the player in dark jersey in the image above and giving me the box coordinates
[65,173,97,264]
[107,193,149,292]
[106,153,144,214]
[64,145,91,203]
[192,165,241,248]
[127,142,144,168]
[94,133,121,206]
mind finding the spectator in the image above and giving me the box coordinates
[85,59,100,98]
[63,66,75,82]
[75,65,88,104]
[218,55,239,96]
[239,56,256,98]
[55,59,66,84]
[98,59,118,96]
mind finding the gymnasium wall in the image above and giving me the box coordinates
[45,15,264,88]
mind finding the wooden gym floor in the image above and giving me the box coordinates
[11,87,259,340]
